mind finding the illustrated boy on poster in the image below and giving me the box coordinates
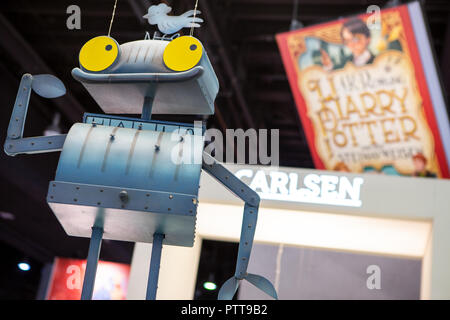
[320,17,402,71]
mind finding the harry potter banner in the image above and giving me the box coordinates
[276,2,450,178]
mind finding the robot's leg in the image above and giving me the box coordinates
[146,233,164,300]
[202,152,277,300]
[81,226,103,300]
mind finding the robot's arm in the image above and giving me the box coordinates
[202,152,278,300]
[4,74,68,156]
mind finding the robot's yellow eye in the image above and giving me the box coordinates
[163,36,203,72]
[79,36,120,72]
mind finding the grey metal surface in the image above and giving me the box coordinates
[81,226,103,300]
[47,181,197,247]
[238,243,422,300]
[55,122,203,195]
[146,233,164,300]
[47,181,197,216]
[4,73,68,156]
[72,39,218,115]
[202,152,277,299]
[5,134,67,156]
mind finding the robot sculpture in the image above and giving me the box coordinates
[3,3,277,301]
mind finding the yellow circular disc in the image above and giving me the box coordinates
[79,36,119,72]
[163,36,203,72]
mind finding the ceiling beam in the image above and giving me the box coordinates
[200,0,256,129]
[0,13,85,123]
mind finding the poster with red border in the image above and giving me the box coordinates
[276,2,449,178]
[45,258,130,300]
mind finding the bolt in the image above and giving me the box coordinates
[119,190,129,203]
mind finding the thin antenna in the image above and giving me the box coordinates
[190,0,200,37]
[290,0,304,31]
[108,0,119,37]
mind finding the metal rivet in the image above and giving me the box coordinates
[248,225,252,228]
[168,208,171,211]
[192,198,197,205]
[100,189,104,192]
[97,202,101,205]
[245,242,248,245]
[48,141,52,144]
[110,134,115,141]
[169,194,173,199]
[50,196,54,199]
[145,206,148,210]
[119,190,129,203]
[8,144,13,149]
[52,184,56,187]
[76,187,80,190]
[73,198,77,202]
[146,193,150,197]
[155,145,160,151]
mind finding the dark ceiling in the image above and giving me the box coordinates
[0,0,449,297]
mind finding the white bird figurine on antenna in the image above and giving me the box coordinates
[143,3,203,35]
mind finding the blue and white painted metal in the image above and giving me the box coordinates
[2,2,277,301]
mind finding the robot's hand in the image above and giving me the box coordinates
[4,74,67,156]
[218,273,278,300]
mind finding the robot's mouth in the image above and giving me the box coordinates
[71,66,204,84]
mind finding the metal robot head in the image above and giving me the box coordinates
[72,35,219,115]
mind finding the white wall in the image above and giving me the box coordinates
[127,165,450,299]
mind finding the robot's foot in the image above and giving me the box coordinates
[218,273,278,300]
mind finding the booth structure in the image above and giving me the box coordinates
[126,164,450,300]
